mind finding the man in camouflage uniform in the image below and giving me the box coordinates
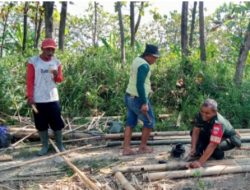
[188,99,241,168]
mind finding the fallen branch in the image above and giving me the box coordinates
[49,139,100,190]
[114,171,136,190]
[0,144,107,172]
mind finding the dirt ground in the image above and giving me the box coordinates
[0,142,250,190]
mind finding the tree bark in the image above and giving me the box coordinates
[22,2,29,53]
[199,1,206,62]
[92,1,98,47]
[134,2,144,35]
[34,7,43,48]
[34,2,39,48]
[130,2,135,48]
[189,1,197,48]
[181,1,189,57]
[234,22,250,86]
[0,3,12,57]
[59,1,67,51]
[43,1,54,38]
[117,2,126,64]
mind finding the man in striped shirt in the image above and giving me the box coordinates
[26,38,65,156]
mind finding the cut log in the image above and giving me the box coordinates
[143,164,250,181]
[49,139,100,190]
[114,171,136,190]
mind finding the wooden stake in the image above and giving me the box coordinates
[114,171,136,190]
[143,164,250,181]
[31,104,38,114]
[49,139,100,190]
[176,111,182,127]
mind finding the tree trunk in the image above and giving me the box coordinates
[117,2,126,64]
[59,1,67,51]
[134,2,144,35]
[181,1,189,57]
[234,22,250,86]
[199,1,206,62]
[34,7,43,48]
[0,3,12,57]
[92,1,98,47]
[130,2,135,48]
[43,1,54,38]
[189,1,197,48]
[34,2,39,48]
[22,2,29,53]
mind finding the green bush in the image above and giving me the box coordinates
[0,47,250,130]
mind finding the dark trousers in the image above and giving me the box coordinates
[191,129,241,160]
[34,101,65,131]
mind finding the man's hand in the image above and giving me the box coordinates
[27,97,34,106]
[189,148,196,157]
[50,69,58,77]
[188,161,203,168]
[141,104,149,115]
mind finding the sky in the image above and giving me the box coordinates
[65,0,231,17]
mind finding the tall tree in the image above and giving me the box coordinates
[234,22,250,86]
[22,2,29,53]
[34,6,43,48]
[43,1,54,38]
[181,1,189,57]
[130,2,135,48]
[199,1,206,62]
[59,1,67,51]
[0,3,13,57]
[189,1,197,48]
[116,2,126,64]
[92,1,98,47]
[34,2,39,48]
[134,2,144,35]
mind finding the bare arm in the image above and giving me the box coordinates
[191,127,201,155]
[198,142,217,165]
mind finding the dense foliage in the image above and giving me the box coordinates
[0,2,249,130]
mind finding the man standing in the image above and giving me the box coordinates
[188,99,241,168]
[26,38,65,156]
[123,44,159,155]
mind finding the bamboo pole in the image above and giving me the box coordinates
[0,144,107,172]
[114,159,239,173]
[114,171,136,190]
[49,139,100,190]
[143,164,250,181]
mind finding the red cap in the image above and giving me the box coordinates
[41,38,56,49]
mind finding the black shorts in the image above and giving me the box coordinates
[33,101,65,131]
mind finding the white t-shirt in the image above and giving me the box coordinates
[28,56,60,103]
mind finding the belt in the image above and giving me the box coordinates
[126,93,138,98]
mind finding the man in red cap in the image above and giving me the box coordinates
[26,38,65,156]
